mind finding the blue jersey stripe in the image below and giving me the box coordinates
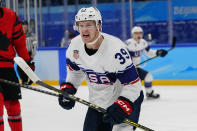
[116,64,139,84]
[129,51,135,57]
[66,59,139,85]
[145,45,150,52]
[66,58,80,71]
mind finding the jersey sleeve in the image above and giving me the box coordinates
[113,43,142,102]
[65,46,85,89]
[143,40,157,58]
[124,39,136,58]
[12,13,30,61]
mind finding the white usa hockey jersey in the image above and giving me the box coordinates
[65,33,142,109]
[125,38,157,67]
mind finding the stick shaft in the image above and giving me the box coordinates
[36,80,107,113]
[0,79,59,97]
[35,81,154,131]
[14,56,154,131]
[137,36,176,66]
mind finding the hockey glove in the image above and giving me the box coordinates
[58,82,77,110]
[104,96,133,125]
[156,49,168,57]
[27,61,35,71]
[17,61,35,85]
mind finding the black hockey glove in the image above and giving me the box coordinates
[17,61,35,85]
[58,82,77,110]
[27,61,35,71]
[156,49,168,57]
[103,96,133,125]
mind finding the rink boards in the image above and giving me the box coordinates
[30,45,197,85]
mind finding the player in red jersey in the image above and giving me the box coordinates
[0,1,32,130]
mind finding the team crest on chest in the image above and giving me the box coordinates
[73,50,79,59]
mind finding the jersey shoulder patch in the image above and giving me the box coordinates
[66,35,82,61]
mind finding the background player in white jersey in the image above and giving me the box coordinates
[125,26,168,99]
[58,7,144,131]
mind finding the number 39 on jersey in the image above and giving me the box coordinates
[115,48,130,64]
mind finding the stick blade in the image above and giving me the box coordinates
[14,57,40,83]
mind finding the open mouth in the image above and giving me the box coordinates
[83,34,90,39]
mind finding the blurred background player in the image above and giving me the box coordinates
[60,29,76,47]
[58,7,144,131]
[21,20,38,60]
[125,26,168,99]
[0,1,32,130]
[17,20,37,85]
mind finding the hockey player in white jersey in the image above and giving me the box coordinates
[58,7,144,131]
[125,26,168,99]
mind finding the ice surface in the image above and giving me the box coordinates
[4,85,197,131]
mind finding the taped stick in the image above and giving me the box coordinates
[14,56,154,131]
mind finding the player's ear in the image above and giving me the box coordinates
[97,23,102,31]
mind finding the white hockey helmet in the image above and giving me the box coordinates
[73,7,102,31]
[131,26,143,34]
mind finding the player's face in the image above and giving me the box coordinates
[78,21,99,43]
[22,25,28,34]
[133,32,143,41]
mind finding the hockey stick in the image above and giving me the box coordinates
[14,57,154,131]
[136,36,176,66]
[0,78,59,97]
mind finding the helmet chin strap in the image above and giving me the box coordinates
[86,32,101,45]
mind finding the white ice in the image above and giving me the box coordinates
[3,85,197,131]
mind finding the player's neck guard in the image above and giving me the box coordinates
[86,32,101,45]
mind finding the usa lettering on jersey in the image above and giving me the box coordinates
[87,72,114,85]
